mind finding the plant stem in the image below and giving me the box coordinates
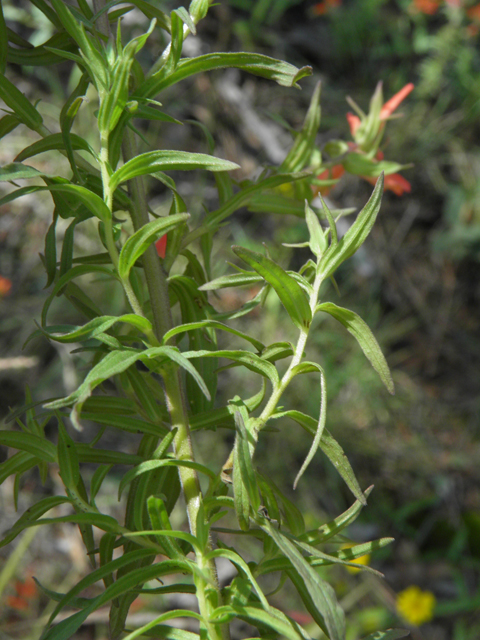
[122,128,228,640]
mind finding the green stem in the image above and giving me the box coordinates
[122,128,228,640]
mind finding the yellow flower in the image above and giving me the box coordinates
[342,543,371,574]
[396,585,436,626]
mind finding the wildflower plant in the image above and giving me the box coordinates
[0,1,411,639]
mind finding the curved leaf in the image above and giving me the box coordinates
[232,246,312,330]
[38,314,153,343]
[163,319,264,352]
[0,75,43,130]
[290,363,327,489]
[183,349,279,387]
[316,302,394,394]
[199,271,263,291]
[318,174,384,279]
[118,458,217,498]
[14,133,95,162]
[139,52,312,98]
[111,151,239,189]
[118,214,190,279]
[278,410,365,505]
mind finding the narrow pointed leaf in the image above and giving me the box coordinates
[318,174,384,279]
[275,410,365,505]
[0,75,43,130]
[111,151,239,189]
[232,246,311,330]
[361,630,410,640]
[138,53,312,98]
[199,272,263,291]
[316,302,394,394]
[14,133,95,162]
[290,363,327,489]
[163,320,264,352]
[256,517,346,640]
[118,214,189,279]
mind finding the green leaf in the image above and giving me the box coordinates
[0,496,72,548]
[111,151,239,189]
[118,214,190,279]
[0,430,56,462]
[206,548,269,610]
[163,319,264,352]
[45,346,210,427]
[316,302,394,394]
[210,604,310,640]
[232,246,312,330]
[118,458,217,499]
[183,349,279,387]
[0,75,43,131]
[274,410,366,505]
[39,314,154,344]
[318,175,384,279]
[122,610,205,640]
[300,487,373,545]
[305,200,327,257]
[57,422,80,489]
[256,517,346,640]
[281,82,321,173]
[361,630,410,640]
[0,451,37,486]
[0,113,21,140]
[233,410,261,529]
[199,271,263,291]
[343,153,408,178]
[136,626,199,640]
[0,162,45,181]
[290,363,327,489]
[14,133,95,162]
[0,4,7,75]
[45,549,157,626]
[139,53,312,98]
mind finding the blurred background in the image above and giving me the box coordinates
[1,1,480,639]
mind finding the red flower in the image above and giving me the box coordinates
[315,164,346,195]
[412,0,440,14]
[380,83,415,120]
[346,112,361,136]
[312,0,341,15]
[0,275,12,296]
[7,577,37,611]
[364,172,412,196]
[155,234,167,259]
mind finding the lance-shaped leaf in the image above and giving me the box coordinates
[14,133,95,162]
[199,271,263,291]
[281,81,322,173]
[290,363,327,489]
[316,302,394,394]
[256,516,346,640]
[0,430,56,463]
[182,348,279,387]
[361,630,410,640]
[163,319,264,352]
[275,410,365,505]
[37,314,153,344]
[318,174,384,279]
[305,200,327,258]
[44,346,210,427]
[232,410,261,530]
[210,604,310,640]
[0,75,43,131]
[111,151,239,189]
[138,52,312,98]
[232,246,312,330]
[118,214,189,279]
